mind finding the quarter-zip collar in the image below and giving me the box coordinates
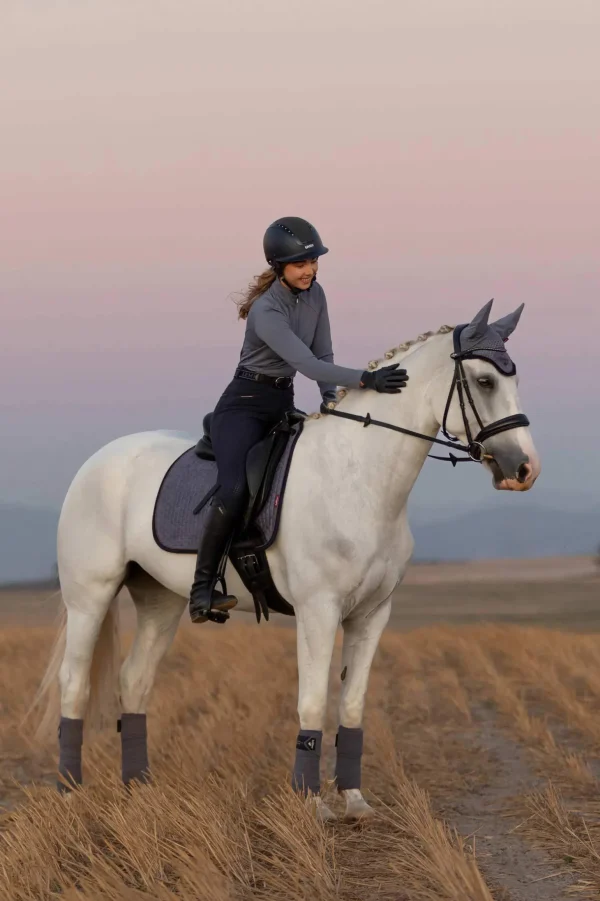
[271,277,310,305]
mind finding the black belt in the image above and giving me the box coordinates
[234,367,293,389]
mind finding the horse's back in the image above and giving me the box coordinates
[59,430,194,545]
[63,429,191,497]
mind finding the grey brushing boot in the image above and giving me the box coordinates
[120,713,150,785]
[189,500,238,624]
[292,730,323,795]
[57,716,83,792]
[335,726,363,790]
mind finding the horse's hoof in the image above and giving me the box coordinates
[341,790,376,823]
[316,802,337,823]
[344,803,375,823]
[57,777,81,795]
[123,773,152,792]
[57,787,76,800]
[306,795,337,823]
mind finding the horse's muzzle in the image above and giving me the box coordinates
[485,434,541,491]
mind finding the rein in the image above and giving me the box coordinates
[320,350,530,467]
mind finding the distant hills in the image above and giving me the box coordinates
[0,502,597,584]
[0,504,59,584]
[410,504,599,561]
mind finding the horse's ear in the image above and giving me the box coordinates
[461,299,494,341]
[491,303,525,340]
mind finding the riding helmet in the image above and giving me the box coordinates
[263,217,329,265]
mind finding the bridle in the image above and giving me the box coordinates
[320,332,530,467]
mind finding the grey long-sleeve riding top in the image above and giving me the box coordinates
[238,278,364,403]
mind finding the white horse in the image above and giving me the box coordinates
[36,300,540,822]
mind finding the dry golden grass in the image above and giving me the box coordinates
[4,621,600,898]
[520,784,600,894]
[447,631,597,789]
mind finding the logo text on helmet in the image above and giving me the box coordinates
[304,243,314,249]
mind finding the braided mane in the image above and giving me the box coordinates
[309,324,455,417]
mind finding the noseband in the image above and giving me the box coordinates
[320,348,530,467]
[434,351,530,463]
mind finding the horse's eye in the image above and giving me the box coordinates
[477,376,495,390]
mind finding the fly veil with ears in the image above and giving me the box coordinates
[321,299,530,466]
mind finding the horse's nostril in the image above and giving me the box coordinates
[517,462,532,483]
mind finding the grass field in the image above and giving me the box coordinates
[1,560,600,900]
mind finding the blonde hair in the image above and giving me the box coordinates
[236,268,278,320]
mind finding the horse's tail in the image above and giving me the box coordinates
[31,596,121,744]
[29,601,67,744]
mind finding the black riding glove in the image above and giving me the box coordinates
[360,364,409,394]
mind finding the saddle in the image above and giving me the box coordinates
[193,409,305,622]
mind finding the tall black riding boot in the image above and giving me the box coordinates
[189,500,239,624]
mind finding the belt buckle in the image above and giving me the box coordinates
[274,376,288,389]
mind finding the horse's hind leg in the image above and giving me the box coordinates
[119,570,185,785]
[58,575,123,790]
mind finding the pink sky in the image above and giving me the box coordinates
[1,0,598,512]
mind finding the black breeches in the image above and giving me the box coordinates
[210,378,295,518]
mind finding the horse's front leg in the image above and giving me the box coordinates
[293,599,339,821]
[337,598,392,822]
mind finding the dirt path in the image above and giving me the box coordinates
[449,705,576,900]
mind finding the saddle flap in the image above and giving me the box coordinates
[245,420,292,524]
[152,417,303,623]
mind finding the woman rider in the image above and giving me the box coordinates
[189,216,409,624]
